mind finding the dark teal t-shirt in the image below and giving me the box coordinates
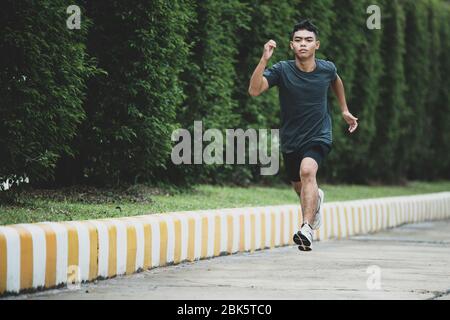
[263,59,337,153]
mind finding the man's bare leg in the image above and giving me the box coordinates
[291,181,302,199]
[299,157,319,226]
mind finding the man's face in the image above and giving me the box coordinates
[290,29,320,60]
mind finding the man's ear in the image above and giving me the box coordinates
[316,40,320,50]
[289,41,294,50]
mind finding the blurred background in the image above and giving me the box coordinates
[0,0,449,195]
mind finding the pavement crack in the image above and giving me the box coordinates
[427,289,450,300]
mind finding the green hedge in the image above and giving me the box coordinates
[0,0,96,188]
[1,0,449,190]
[56,0,195,186]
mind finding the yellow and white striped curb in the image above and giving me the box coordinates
[0,192,449,295]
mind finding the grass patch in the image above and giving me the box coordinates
[1,181,449,226]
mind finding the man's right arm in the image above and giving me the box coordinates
[248,59,270,97]
[248,40,277,97]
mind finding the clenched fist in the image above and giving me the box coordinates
[262,40,277,62]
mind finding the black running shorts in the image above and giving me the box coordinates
[282,142,331,182]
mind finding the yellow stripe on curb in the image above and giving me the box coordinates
[11,226,33,291]
[214,215,221,257]
[142,221,152,269]
[343,207,350,236]
[358,207,363,234]
[328,208,334,238]
[82,221,98,281]
[270,212,276,249]
[373,204,377,231]
[377,204,382,230]
[239,214,245,252]
[106,221,117,277]
[386,203,391,227]
[250,213,256,252]
[365,206,370,233]
[174,218,182,264]
[323,207,328,240]
[0,232,7,294]
[336,206,342,239]
[260,211,266,249]
[126,224,137,275]
[407,202,411,223]
[188,217,196,262]
[64,222,79,274]
[227,215,233,254]
[201,216,208,259]
[351,207,357,235]
[159,219,168,266]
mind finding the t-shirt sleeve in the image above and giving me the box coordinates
[328,61,338,81]
[263,62,282,88]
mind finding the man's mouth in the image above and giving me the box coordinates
[299,49,308,53]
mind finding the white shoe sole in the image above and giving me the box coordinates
[293,232,312,251]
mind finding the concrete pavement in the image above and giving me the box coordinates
[6,220,450,300]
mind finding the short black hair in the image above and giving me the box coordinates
[291,19,319,40]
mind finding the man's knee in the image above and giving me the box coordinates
[300,158,318,181]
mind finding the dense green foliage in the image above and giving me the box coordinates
[55,0,195,186]
[1,0,449,191]
[172,0,251,185]
[0,0,96,187]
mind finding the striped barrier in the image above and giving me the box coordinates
[0,192,449,296]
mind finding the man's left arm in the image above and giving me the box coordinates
[331,75,358,133]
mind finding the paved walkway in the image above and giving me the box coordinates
[7,220,450,300]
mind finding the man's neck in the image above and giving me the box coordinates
[295,56,317,72]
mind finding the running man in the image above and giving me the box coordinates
[248,19,358,251]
